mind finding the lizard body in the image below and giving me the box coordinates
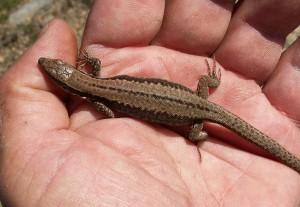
[38,54,300,174]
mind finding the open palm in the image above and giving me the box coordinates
[1,1,300,206]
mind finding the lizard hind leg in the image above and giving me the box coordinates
[191,55,220,160]
[189,122,208,161]
[92,101,115,118]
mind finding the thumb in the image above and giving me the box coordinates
[0,19,77,205]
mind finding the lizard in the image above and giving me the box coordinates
[38,51,300,174]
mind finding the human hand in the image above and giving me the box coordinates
[1,1,300,206]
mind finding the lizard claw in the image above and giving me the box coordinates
[77,50,101,77]
[205,54,221,82]
[77,50,88,69]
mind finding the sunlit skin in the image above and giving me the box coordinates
[1,1,300,206]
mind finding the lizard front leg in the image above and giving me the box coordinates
[77,50,102,78]
[197,54,221,99]
[78,51,115,118]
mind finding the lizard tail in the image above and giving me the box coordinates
[206,109,300,174]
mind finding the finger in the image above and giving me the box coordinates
[217,0,300,82]
[0,19,77,205]
[81,0,165,48]
[0,19,77,144]
[153,0,234,55]
[262,38,300,158]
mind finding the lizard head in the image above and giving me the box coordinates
[38,57,75,82]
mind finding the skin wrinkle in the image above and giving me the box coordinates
[111,53,146,77]
[268,76,300,126]
[219,173,246,204]
[291,61,300,73]
[88,120,190,197]
[88,149,180,206]
[194,156,219,205]
[24,166,41,206]
[101,119,160,148]
[35,134,86,206]
[5,143,29,203]
[164,147,194,201]
[276,103,300,127]
[120,125,167,163]
[35,156,67,206]
[76,120,172,180]
[14,137,50,205]
[200,150,256,205]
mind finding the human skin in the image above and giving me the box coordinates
[1,0,300,206]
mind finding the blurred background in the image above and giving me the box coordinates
[0,0,92,75]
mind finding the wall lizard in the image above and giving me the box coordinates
[38,52,300,174]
